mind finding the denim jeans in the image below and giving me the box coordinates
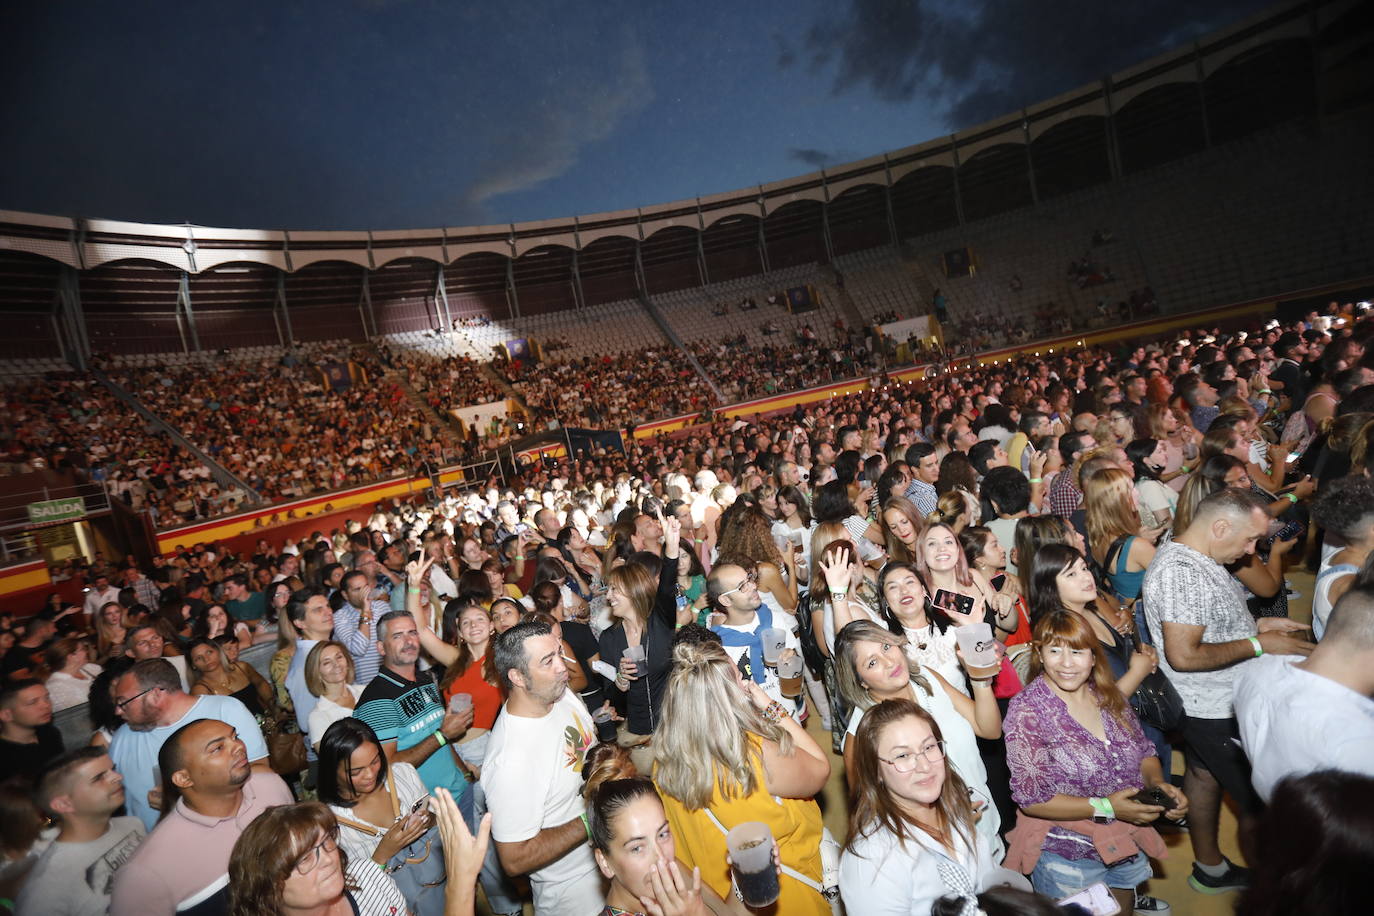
[1030,849,1151,899]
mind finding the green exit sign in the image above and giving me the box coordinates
[27,497,86,525]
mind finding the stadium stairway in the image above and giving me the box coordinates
[379,363,472,456]
[636,293,725,405]
[88,365,262,504]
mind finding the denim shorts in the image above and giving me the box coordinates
[1030,850,1152,899]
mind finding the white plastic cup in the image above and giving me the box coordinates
[726,822,780,907]
[448,693,473,716]
[954,621,999,670]
[776,654,804,698]
[760,628,787,665]
[623,644,647,675]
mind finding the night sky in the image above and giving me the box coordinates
[1,0,1272,231]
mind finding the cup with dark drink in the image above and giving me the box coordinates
[726,821,779,907]
[592,706,618,743]
[623,645,647,676]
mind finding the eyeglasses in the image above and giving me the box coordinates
[114,686,158,712]
[877,740,945,773]
[295,834,339,875]
[718,571,757,599]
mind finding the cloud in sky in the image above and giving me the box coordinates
[789,147,841,169]
[456,27,653,221]
[787,0,1270,129]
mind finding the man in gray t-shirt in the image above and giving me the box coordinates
[18,748,146,916]
[1143,488,1313,894]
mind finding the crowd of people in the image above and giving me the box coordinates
[2,300,1372,915]
[108,344,451,511]
[0,373,223,523]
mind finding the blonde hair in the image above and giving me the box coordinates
[1083,467,1142,565]
[652,641,793,811]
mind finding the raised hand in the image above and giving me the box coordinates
[405,554,434,585]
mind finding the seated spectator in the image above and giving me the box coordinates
[124,624,190,692]
[839,698,1029,913]
[1234,584,1374,801]
[110,719,292,916]
[318,718,438,916]
[304,641,363,751]
[19,748,146,916]
[108,658,270,830]
[43,637,103,712]
[0,679,63,785]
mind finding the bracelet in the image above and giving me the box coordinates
[1249,636,1263,657]
[1088,796,1115,820]
[761,700,788,724]
[1284,492,1298,504]
[1029,477,1043,484]
[1179,466,1190,474]
[433,731,447,748]
[1258,389,1272,395]
[578,812,593,842]
[970,676,995,688]
[828,589,848,600]
[408,586,421,594]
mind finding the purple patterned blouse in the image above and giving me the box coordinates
[1004,675,1156,861]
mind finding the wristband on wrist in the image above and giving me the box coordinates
[1179,466,1190,474]
[578,812,592,842]
[1029,477,1043,484]
[970,676,995,688]
[828,589,848,599]
[761,700,788,724]
[1088,796,1115,820]
[1249,636,1263,657]
[408,586,422,594]
[1284,492,1298,504]
[433,730,447,747]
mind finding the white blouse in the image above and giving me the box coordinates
[307,684,366,750]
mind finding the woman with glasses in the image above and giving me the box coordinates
[1003,611,1185,912]
[839,699,1027,915]
[832,620,1003,850]
[228,802,410,916]
[317,718,444,916]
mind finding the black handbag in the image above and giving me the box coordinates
[1128,657,1185,732]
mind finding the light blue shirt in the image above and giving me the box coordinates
[286,639,321,734]
[109,694,268,831]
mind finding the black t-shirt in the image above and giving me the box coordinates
[561,620,605,711]
[0,723,65,785]
[1,642,47,679]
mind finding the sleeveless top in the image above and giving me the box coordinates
[657,738,829,916]
[1105,536,1146,602]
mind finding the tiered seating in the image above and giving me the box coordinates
[0,370,225,525]
[651,264,841,347]
[464,298,665,362]
[109,341,441,505]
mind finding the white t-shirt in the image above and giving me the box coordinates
[15,816,146,916]
[717,609,803,712]
[1234,654,1374,801]
[481,690,601,912]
